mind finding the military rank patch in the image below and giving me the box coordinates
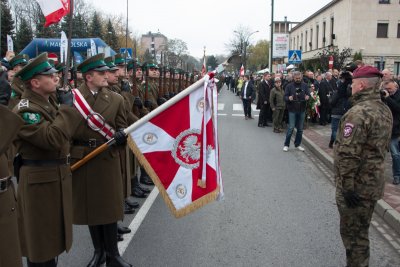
[18,99,29,110]
[343,123,354,138]
[22,112,41,124]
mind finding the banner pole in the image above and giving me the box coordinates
[63,0,74,88]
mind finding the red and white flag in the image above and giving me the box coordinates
[126,74,223,218]
[201,57,206,77]
[36,0,70,27]
[240,64,245,76]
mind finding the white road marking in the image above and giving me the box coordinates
[218,103,225,110]
[233,104,243,111]
[218,113,227,116]
[231,114,259,117]
[119,187,159,254]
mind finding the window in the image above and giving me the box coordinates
[316,25,319,49]
[377,23,389,38]
[394,62,400,76]
[374,61,385,70]
[297,36,299,50]
[398,23,400,38]
[323,21,326,45]
[305,31,308,51]
[301,33,303,51]
[330,17,335,45]
[379,0,390,3]
[310,28,313,50]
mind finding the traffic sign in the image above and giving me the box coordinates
[288,50,302,64]
[119,48,133,59]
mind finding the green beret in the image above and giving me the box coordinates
[10,54,29,69]
[77,53,109,73]
[14,53,57,81]
[104,56,119,71]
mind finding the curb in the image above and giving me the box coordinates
[301,133,400,235]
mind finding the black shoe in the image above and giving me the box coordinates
[117,224,131,235]
[258,124,265,128]
[27,258,57,267]
[263,124,271,127]
[124,202,135,214]
[125,199,139,209]
[138,185,151,194]
[140,168,154,186]
[87,225,106,267]
[132,186,148,198]
[329,140,334,149]
[117,234,124,242]
[103,223,132,267]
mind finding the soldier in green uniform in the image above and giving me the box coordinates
[13,53,80,266]
[71,53,132,267]
[0,69,24,267]
[334,66,392,267]
[8,54,29,109]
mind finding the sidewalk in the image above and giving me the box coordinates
[301,123,400,234]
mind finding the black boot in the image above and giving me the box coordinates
[132,176,151,194]
[87,225,106,267]
[117,223,131,235]
[125,198,139,209]
[140,167,154,185]
[329,140,334,149]
[103,223,132,267]
[27,258,57,267]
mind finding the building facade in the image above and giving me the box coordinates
[140,31,168,60]
[289,0,400,75]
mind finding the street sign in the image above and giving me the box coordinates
[288,50,302,64]
[120,48,133,59]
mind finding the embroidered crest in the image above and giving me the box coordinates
[196,98,205,112]
[18,99,29,110]
[11,90,16,98]
[175,184,187,199]
[172,129,201,169]
[22,112,41,124]
[143,132,158,145]
[343,123,354,138]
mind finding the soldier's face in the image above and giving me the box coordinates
[117,66,126,78]
[106,70,118,85]
[165,72,170,78]
[87,71,108,88]
[351,78,365,95]
[31,73,59,94]
[136,68,142,77]
[149,67,158,78]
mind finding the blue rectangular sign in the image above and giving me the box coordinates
[288,50,302,64]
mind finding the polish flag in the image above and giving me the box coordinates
[126,74,223,218]
[36,0,71,27]
[201,57,206,77]
[240,64,245,76]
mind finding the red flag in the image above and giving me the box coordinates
[127,75,223,218]
[36,0,70,27]
[240,64,245,76]
[201,57,206,77]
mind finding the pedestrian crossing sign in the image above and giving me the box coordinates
[288,50,302,64]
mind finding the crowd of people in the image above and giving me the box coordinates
[0,50,198,267]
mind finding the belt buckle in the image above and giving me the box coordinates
[0,177,9,193]
[88,139,97,148]
[66,155,71,165]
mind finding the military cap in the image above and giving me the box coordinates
[174,68,183,74]
[55,62,66,72]
[15,52,58,81]
[127,59,141,71]
[352,66,383,79]
[77,53,109,73]
[114,53,128,66]
[9,54,29,69]
[48,59,56,68]
[104,56,119,71]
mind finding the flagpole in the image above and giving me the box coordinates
[63,0,74,88]
[124,75,208,135]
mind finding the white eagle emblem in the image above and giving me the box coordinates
[178,135,200,162]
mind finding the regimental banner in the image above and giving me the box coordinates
[7,35,13,52]
[36,0,70,27]
[273,34,289,58]
[126,74,223,218]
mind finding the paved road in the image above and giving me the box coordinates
[49,85,400,267]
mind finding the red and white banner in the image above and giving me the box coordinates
[36,0,70,27]
[126,74,223,218]
[240,64,245,76]
[201,57,206,77]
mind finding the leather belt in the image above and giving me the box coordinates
[21,155,71,167]
[0,177,12,193]
[73,139,106,148]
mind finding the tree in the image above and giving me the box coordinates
[353,51,363,61]
[105,19,119,50]
[34,2,61,38]
[247,40,269,71]
[314,47,353,71]
[206,55,218,70]
[142,49,153,63]
[16,17,33,52]
[89,12,103,39]
[1,0,15,56]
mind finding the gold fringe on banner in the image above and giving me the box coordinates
[127,136,219,218]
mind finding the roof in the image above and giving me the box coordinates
[290,0,341,33]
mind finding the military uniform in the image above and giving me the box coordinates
[0,104,23,267]
[72,54,132,267]
[8,54,29,109]
[13,53,80,265]
[334,66,392,267]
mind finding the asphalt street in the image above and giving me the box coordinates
[45,85,400,267]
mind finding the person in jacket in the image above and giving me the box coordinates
[257,72,272,127]
[270,77,285,132]
[283,71,310,151]
[319,72,335,125]
[381,79,400,185]
[334,66,392,267]
[329,71,352,148]
[240,75,254,119]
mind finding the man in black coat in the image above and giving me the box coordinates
[382,79,400,185]
[257,72,272,127]
[240,75,254,119]
[319,72,336,125]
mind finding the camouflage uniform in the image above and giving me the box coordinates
[334,68,392,267]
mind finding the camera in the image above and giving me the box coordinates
[380,89,388,98]
[296,87,302,94]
